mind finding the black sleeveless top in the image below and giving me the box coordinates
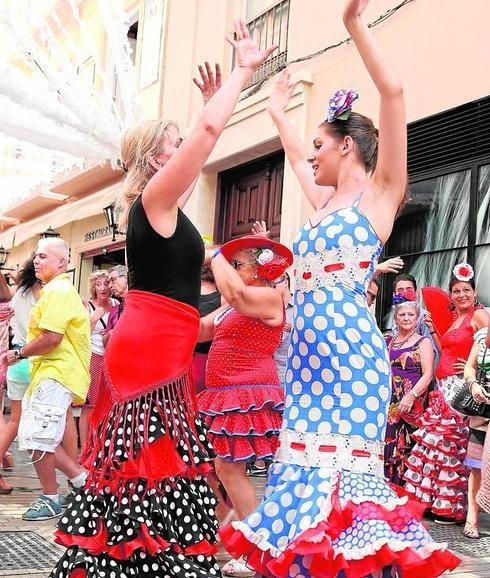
[126,196,204,309]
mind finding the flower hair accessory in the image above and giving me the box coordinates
[452,263,474,282]
[256,256,289,282]
[327,89,359,123]
[392,290,418,306]
[257,248,274,266]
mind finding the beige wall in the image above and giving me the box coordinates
[2,0,489,282]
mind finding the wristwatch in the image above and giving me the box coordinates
[14,348,26,360]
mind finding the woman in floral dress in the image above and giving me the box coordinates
[385,293,433,485]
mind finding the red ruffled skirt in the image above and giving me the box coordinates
[403,389,469,519]
[198,383,283,462]
[50,291,221,578]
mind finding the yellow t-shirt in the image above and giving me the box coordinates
[26,273,91,404]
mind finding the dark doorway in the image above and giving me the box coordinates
[215,152,284,243]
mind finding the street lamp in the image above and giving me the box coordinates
[40,226,60,239]
[103,203,120,242]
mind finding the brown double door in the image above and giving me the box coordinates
[215,152,284,243]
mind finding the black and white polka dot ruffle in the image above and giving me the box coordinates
[51,546,221,578]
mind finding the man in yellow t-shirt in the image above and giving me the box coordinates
[6,238,90,521]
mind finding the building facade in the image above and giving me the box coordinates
[0,0,489,317]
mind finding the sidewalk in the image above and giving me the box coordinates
[1,442,490,577]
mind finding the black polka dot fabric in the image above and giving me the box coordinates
[51,547,221,578]
[50,382,221,578]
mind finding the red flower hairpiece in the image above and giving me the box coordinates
[452,263,474,282]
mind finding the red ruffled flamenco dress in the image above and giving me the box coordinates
[50,290,221,578]
[404,291,472,520]
[198,306,284,462]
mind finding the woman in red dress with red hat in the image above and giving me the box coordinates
[198,236,292,577]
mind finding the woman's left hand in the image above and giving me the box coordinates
[398,393,414,414]
[193,62,222,104]
[472,383,490,404]
[227,19,278,72]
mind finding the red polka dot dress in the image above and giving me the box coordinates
[198,307,284,462]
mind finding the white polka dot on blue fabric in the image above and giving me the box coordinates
[309,355,321,370]
[314,237,327,252]
[292,381,302,394]
[298,240,309,255]
[264,501,280,517]
[349,354,365,369]
[311,381,323,395]
[299,394,312,408]
[304,329,316,344]
[313,291,327,304]
[354,226,369,241]
[352,381,367,395]
[339,419,352,434]
[321,368,334,383]
[326,224,343,238]
[365,369,379,384]
[338,234,354,248]
[308,407,322,421]
[321,395,334,410]
[340,393,353,408]
[317,342,331,357]
[313,315,328,330]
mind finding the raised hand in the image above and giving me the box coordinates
[267,69,296,118]
[343,0,370,22]
[251,220,270,238]
[376,257,404,275]
[193,62,222,105]
[226,18,278,73]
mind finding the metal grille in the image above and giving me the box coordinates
[0,531,61,572]
[237,0,290,90]
[428,523,490,558]
[408,96,490,175]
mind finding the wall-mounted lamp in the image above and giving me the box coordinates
[103,203,121,242]
[40,226,60,239]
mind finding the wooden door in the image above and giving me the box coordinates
[215,152,284,243]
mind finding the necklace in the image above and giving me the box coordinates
[391,330,416,350]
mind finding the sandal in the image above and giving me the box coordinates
[222,558,255,577]
[463,523,480,539]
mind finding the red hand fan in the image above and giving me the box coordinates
[421,286,454,336]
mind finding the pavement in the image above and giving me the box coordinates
[1,442,490,577]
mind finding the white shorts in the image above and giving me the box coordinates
[18,379,73,453]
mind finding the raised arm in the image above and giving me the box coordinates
[343,0,406,206]
[178,64,223,209]
[267,69,333,210]
[143,20,277,214]
[210,254,283,326]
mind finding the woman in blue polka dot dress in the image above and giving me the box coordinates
[220,1,461,577]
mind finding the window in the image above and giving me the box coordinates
[376,96,490,328]
[240,0,290,90]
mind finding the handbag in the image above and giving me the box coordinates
[399,397,425,426]
[451,347,490,417]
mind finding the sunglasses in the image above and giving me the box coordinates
[231,260,254,270]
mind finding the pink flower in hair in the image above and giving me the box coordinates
[452,263,474,282]
[327,89,359,123]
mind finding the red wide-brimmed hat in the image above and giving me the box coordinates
[220,235,293,281]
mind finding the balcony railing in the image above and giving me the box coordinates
[240,0,290,90]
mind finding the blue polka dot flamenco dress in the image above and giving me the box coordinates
[221,199,461,578]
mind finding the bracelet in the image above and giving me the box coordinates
[409,389,418,398]
[211,248,221,261]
